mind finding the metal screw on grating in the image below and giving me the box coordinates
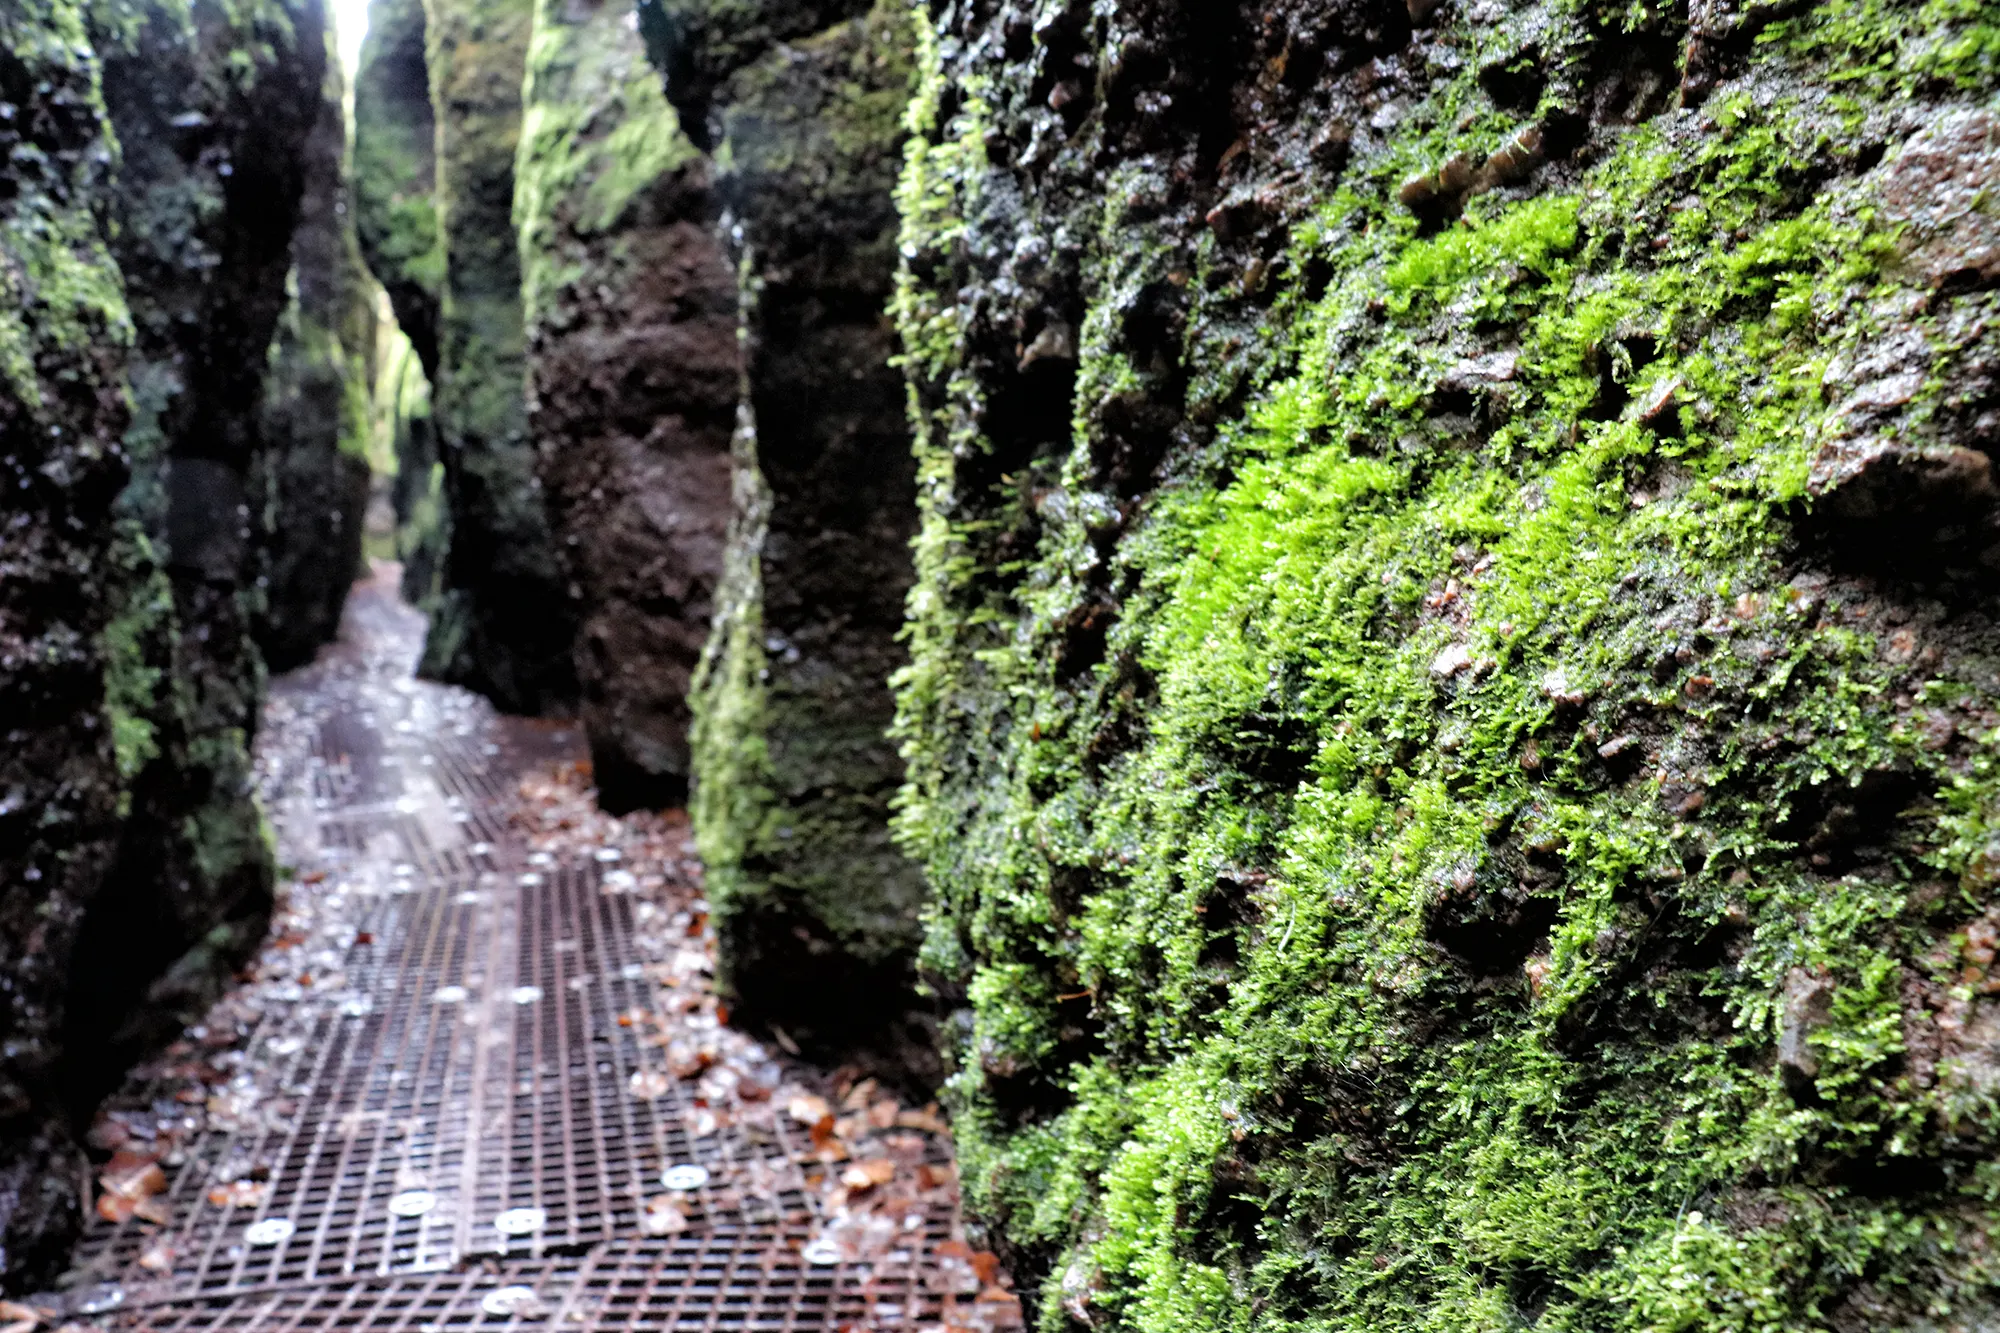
[388,1190,438,1218]
[660,1164,709,1191]
[480,1286,547,1318]
[593,847,621,862]
[267,1036,304,1055]
[518,873,543,887]
[510,985,543,1005]
[494,1207,547,1236]
[432,985,468,1005]
[803,1240,843,1266]
[244,1218,295,1246]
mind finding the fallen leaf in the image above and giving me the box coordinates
[629,1069,670,1100]
[972,1251,1001,1285]
[786,1094,830,1125]
[869,1098,899,1130]
[132,1195,170,1225]
[206,1180,269,1208]
[137,1238,175,1272]
[641,1198,688,1236]
[839,1159,896,1192]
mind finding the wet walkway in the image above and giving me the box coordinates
[55,566,1019,1332]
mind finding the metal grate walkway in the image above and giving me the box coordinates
[52,567,1018,1332]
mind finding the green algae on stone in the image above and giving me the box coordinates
[891,0,2000,1326]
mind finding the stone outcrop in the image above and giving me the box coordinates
[0,2,143,1288]
[661,0,932,1089]
[61,0,326,1122]
[515,0,736,813]
[354,0,450,611]
[353,0,443,380]
[256,34,376,672]
[888,0,2000,1326]
[0,0,336,1292]
[417,0,578,714]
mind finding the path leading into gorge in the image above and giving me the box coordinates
[51,565,1020,1333]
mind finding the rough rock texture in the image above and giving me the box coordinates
[354,0,450,610]
[256,35,375,672]
[891,0,2000,1327]
[663,0,933,1090]
[0,2,140,1290]
[354,0,444,381]
[0,0,328,1292]
[515,0,736,813]
[419,0,578,714]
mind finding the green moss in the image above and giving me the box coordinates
[514,0,698,328]
[892,0,2000,1326]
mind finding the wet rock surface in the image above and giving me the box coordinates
[516,0,737,813]
[0,3,142,1292]
[675,0,933,1093]
[62,0,329,1132]
[40,565,1019,1332]
[0,0,356,1294]
[888,0,2000,1325]
[416,0,579,715]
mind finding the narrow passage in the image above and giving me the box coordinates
[54,567,1020,1332]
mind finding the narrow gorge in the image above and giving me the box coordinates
[3,0,2000,1328]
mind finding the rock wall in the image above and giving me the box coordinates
[515,0,736,813]
[0,0,332,1291]
[354,0,450,609]
[891,0,2000,1326]
[61,0,325,1123]
[0,1,143,1288]
[664,0,933,1089]
[419,0,578,714]
[256,30,376,672]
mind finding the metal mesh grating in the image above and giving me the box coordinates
[55,572,1013,1331]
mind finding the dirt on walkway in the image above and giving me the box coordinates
[39,565,1020,1332]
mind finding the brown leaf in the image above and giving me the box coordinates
[95,1192,135,1224]
[132,1195,170,1225]
[137,1238,175,1272]
[868,1098,899,1130]
[971,1251,1001,1285]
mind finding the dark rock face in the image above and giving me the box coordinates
[0,0,332,1292]
[889,0,2000,1325]
[256,34,375,673]
[516,0,737,814]
[353,0,443,381]
[0,4,139,1289]
[418,0,578,715]
[664,0,933,1090]
[353,0,449,611]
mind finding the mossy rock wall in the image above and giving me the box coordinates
[419,0,578,714]
[355,0,444,380]
[355,0,450,605]
[891,0,2000,1326]
[0,1,142,1290]
[672,0,933,1089]
[61,0,327,1130]
[515,0,736,812]
[0,0,328,1291]
[256,20,375,672]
